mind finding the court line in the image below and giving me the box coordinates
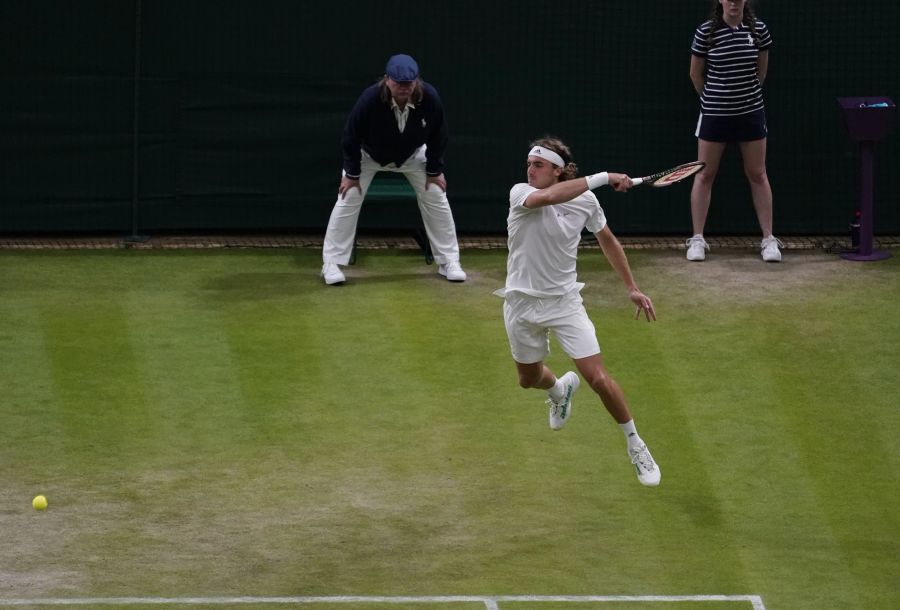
[0,594,765,608]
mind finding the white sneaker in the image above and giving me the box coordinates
[546,371,579,430]
[438,261,467,282]
[321,263,345,285]
[628,442,660,486]
[685,234,709,261]
[761,235,783,262]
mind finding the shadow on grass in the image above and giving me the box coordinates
[202,270,438,298]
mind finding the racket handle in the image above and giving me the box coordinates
[631,177,644,186]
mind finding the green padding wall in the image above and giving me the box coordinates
[1,1,898,235]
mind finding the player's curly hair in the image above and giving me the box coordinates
[706,0,761,48]
[530,136,579,181]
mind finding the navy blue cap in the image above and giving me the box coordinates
[385,54,419,82]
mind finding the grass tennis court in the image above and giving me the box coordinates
[1,246,898,610]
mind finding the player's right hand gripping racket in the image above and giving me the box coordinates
[631,161,705,187]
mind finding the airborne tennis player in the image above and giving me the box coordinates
[494,136,661,486]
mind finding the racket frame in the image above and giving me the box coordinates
[632,161,705,187]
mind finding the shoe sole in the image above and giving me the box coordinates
[438,269,466,282]
[639,475,661,487]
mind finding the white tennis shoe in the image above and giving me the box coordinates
[547,371,579,430]
[685,234,709,261]
[761,235,783,262]
[321,263,345,285]
[628,442,661,486]
[438,261,467,282]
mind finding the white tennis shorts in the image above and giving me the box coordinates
[502,290,601,364]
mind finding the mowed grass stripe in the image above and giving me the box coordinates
[750,300,899,610]
[674,254,897,607]
[124,287,248,454]
[633,252,898,610]
[38,299,151,461]
[653,307,849,609]
[287,257,511,592]
[738,304,877,610]
[0,299,61,465]
[583,279,752,593]
[583,249,896,607]
[0,298,83,589]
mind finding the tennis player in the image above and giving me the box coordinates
[495,137,661,486]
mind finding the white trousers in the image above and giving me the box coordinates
[322,146,461,266]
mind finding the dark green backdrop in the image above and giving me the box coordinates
[1,1,898,235]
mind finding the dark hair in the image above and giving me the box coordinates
[706,0,761,48]
[379,77,424,105]
[530,136,579,181]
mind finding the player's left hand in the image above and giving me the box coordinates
[629,288,656,322]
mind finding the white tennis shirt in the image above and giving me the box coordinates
[499,182,607,298]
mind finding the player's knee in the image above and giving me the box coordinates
[586,371,613,395]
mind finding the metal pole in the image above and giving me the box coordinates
[858,142,874,256]
[841,141,890,261]
[128,0,148,241]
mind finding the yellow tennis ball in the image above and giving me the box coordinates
[32,495,48,511]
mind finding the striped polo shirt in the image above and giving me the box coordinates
[691,19,773,116]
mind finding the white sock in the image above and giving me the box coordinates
[547,377,566,401]
[619,420,642,447]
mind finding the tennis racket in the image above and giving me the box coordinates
[631,161,705,187]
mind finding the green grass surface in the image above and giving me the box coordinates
[1,248,898,610]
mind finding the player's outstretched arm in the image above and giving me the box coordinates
[525,173,632,208]
[595,225,656,322]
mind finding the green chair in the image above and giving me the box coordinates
[350,172,433,265]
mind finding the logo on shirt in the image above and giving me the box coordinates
[747,34,753,45]
[422,119,427,128]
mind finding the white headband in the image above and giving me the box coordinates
[528,146,566,168]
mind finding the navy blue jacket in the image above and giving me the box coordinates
[341,81,448,178]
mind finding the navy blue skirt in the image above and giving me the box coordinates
[695,109,767,142]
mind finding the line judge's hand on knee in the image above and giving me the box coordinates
[339,177,361,199]
[426,174,447,192]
